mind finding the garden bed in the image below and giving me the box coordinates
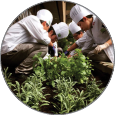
[40,69,111,114]
[4,70,109,114]
[2,50,112,114]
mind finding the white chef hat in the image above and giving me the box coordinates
[70,4,92,24]
[69,21,81,34]
[37,9,53,26]
[52,22,69,40]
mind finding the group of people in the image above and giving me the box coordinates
[64,5,114,64]
[1,4,114,78]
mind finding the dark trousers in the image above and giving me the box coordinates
[87,50,110,62]
[1,43,48,74]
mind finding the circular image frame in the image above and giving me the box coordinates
[0,0,114,114]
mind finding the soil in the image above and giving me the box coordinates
[40,81,59,114]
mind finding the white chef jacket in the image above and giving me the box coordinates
[1,15,51,54]
[70,32,95,56]
[43,41,58,59]
[53,41,58,57]
[85,15,114,63]
[75,32,87,49]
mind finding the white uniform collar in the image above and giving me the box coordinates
[92,15,96,28]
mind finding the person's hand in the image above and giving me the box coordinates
[95,43,109,54]
[64,50,69,56]
[48,45,55,56]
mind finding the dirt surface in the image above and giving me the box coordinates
[40,81,59,114]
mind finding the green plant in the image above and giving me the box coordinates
[3,66,49,111]
[33,50,93,86]
[3,50,103,114]
[53,77,87,114]
[58,31,75,52]
[71,48,93,83]
[3,67,16,89]
[84,77,104,104]
[13,72,50,111]
[52,76,104,114]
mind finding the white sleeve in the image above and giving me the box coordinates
[82,30,94,51]
[18,15,51,45]
[75,32,87,48]
[43,52,50,59]
[53,42,58,56]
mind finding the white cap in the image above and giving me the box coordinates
[69,21,81,34]
[70,4,92,24]
[52,22,69,40]
[37,9,53,26]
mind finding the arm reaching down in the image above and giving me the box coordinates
[64,43,78,56]
[95,39,112,54]
[67,43,78,52]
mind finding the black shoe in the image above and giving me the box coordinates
[15,73,27,82]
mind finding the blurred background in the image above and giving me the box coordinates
[12,1,75,25]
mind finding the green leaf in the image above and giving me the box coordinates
[58,94,63,102]
[89,98,94,103]
[40,103,49,107]
[26,97,29,103]
[38,57,43,67]
[81,70,86,75]
[15,81,20,91]
[68,94,72,100]
[54,64,57,68]
[61,71,66,75]
[34,70,40,75]
[82,62,86,67]
[33,54,38,60]
[80,55,86,60]
[46,82,50,85]
[80,90,84,97]
[8,83,16,88]
[51,81,55,87]
[31,105,39,109]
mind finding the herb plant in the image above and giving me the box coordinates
[33,49,92,85]
[3,48,104,114]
